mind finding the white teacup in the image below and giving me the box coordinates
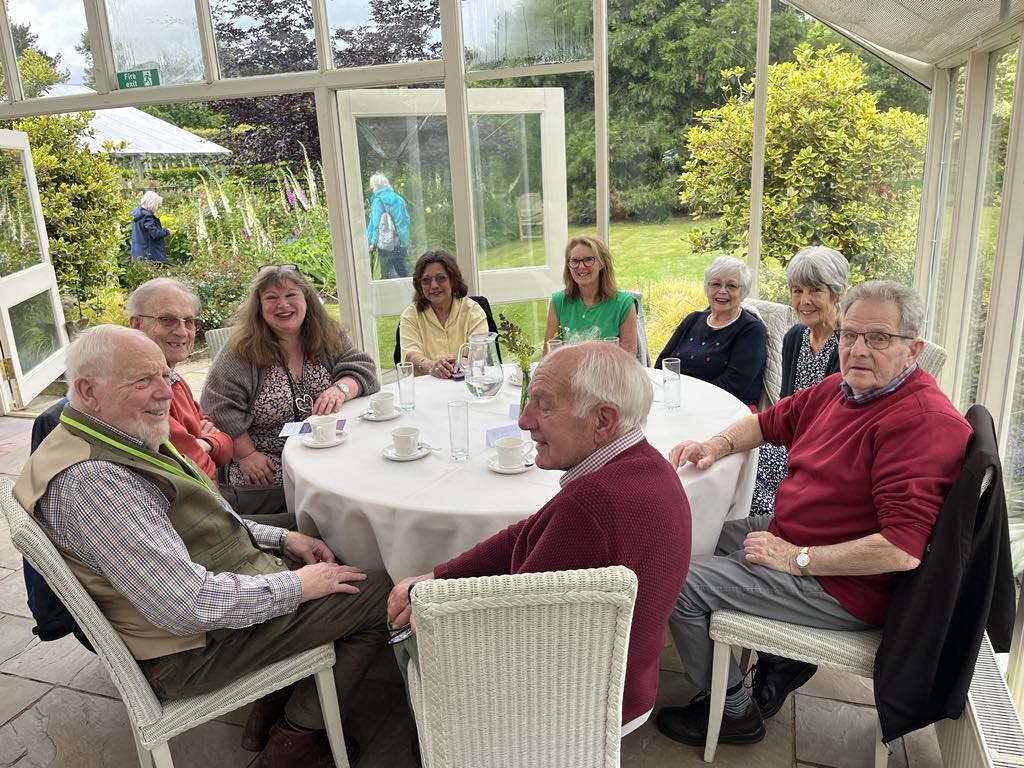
[308,414,337,445]
[370,392,396,417]
[391,427,420,457]
[495,437,535,469]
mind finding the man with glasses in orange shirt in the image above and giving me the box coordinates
[128,278,293,527]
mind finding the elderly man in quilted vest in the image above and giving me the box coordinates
[657,281,971,749]
[14,325,390,768]
[387,341,693,735]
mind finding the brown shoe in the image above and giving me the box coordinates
[241,686,294,751]
[253,719,361,768]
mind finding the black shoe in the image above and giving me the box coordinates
[656,692,765,747]
[752,655,817,719]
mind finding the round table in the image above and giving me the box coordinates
[284,365,757,580]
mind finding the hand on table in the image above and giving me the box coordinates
[387,572,433,632]
[429,357,458,379]
[297,563,367,602]
[237,450,274,485]
[743,530,798,574]
[312,385,347,415]
[283,532,337,564]
[668,439,716,470]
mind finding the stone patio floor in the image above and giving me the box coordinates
[0,356,944,766]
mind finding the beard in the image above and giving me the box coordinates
[136,420,170,451]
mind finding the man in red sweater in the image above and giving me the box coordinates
[387,342,692,732]
[128,279,293,527]
[656,280,971,748]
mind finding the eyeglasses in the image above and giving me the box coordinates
[569,256,596,269]
[136,315,198,330]
[838,329,916,350]
[707,280,742,293]
[420,274,449,286]
[258,263,303,275]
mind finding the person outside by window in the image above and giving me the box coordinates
[366,173,411,279]
[130,190,171,263]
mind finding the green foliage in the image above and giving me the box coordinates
[80,284,129,326]
[2,108,126,302]
[679,45,927,282]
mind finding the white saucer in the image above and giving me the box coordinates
[360,410,400,422]
[382,443,432,462]
[302,431,348,449]
[487,456,534,475]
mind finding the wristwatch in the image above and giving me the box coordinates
[795,546,811,575]
[336,381,351,396]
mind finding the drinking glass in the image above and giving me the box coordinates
[397,362,415,411]
[546,339,563,355]
[603,336,619,344]
[448,401,469,461]
[663,357,681,410]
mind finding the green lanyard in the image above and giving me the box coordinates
[60,412,215,492]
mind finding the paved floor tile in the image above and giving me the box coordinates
[798,665,875,707]
[0,518,23,570]
[795,695,907,768]
[0,568,31,618]
[0,632,95,685]
[0,615,36,666]
[903,725,942,767]
[0,673,50,726]
[66,655,120,699]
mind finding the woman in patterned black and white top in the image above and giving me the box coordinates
[749,246,850,516]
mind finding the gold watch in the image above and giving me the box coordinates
[795,546,811,575]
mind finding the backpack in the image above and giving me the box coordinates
[378,209,398,251]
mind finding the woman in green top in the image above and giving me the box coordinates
[544,234,638,356]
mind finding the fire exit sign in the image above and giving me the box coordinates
[116,69,161,89]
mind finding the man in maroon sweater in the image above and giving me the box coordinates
[387,341,692,732]
[657,280,971,748]
[128,279,292,527]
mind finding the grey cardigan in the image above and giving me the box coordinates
[201,336,380,437]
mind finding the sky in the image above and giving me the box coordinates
[10,0,90,84]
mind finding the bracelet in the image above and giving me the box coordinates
[710,433,735,454]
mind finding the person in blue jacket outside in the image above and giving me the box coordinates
[366,173,411,279]
[130,190,171,263]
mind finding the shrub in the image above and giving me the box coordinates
[644,278,709,356]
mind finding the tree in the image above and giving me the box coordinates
[210,0,441,168]
[679,45,927,281]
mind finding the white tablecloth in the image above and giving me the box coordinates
[284,365,756,580]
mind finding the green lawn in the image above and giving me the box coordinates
[378,218,716,367]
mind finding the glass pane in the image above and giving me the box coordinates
[926,67,966,342]
[0,148,44,277]
[357,110,454,279]
[8,0,90,93]
[490,299,547,351]
[959,44,1017,411]
[213,0,315,78]
[328,0,441,68]
[0,58,6,104]
[375,314,401,373]
[106,0,203,85]
[10,290,60,374]
[473,112,544,270]
[755,5,928,299]
[463,0,593,71]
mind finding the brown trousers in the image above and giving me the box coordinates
[141,570,392,729]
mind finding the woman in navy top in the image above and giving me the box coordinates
[655,255,767,406]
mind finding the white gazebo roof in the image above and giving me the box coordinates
[44,83,229,158]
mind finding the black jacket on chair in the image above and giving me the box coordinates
[873,404,1015,743]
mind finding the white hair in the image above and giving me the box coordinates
[562,342,653,435]
[140,190,163,212]
[126,277,200,318]
[704,255,752,299]
[66,325,148,407]
[369,173,391,191]
[842,280,925,337]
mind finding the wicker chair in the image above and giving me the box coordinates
[406,566,637,768]
[204,327,231,361]
[625,289,651,367]
[741,298,797,411]
[917,339,948,378]
[0,477,349,768]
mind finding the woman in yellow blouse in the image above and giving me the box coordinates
[399,250,487,378]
